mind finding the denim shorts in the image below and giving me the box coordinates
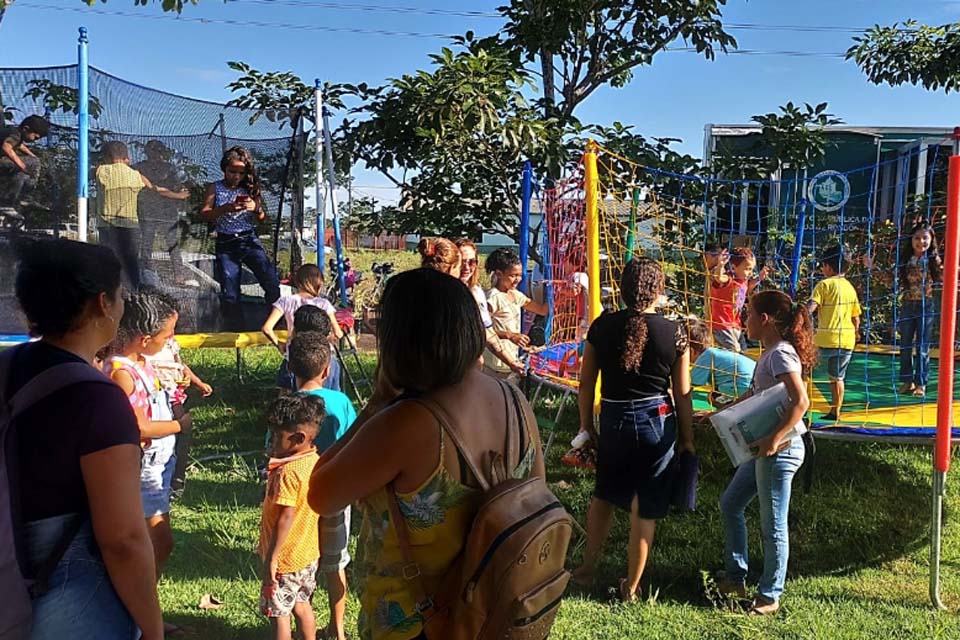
[820,348,853,380]
[141,435,176,517]
[25,515,138,640]
[594,395,677,519]
[319,506,351,573]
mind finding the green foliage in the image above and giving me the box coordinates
[499,0,737,119]
[848,21,960,93]
[85,0,203,12]
[22,79,104,119]
[339,42,561,239]
[225,62,349,129]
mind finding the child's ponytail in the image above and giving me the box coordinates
[752,290,818,377]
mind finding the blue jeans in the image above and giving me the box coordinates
[24,514,139,640]
[720,437,805,602]
[899,300,934,387]
[215,233,280,331]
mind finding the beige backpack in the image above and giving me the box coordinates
[387,381,572,640]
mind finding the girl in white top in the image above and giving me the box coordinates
[455,239,526,375]
[262,264,343,390]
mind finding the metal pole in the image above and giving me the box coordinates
[321,99,348,306]
[585,141,601,414]
[76,27,89,242]
[217,113,227,154]
[626,186,639,263]
[519,161,533,294]
[931,134,960,610]
[314,80,325,276]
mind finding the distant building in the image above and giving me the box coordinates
[703,124,954,238]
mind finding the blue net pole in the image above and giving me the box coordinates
[519,161,532,294]
[789,199,807,298]
[314,79,326,278]
[77,27,90,242]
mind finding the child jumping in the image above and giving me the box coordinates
[709,247,767,352]
[687,317,756,406]
[716,290,815,615]
[896,221,942,397]
[259,394,325,640]
[484,247,549,381]
[807,245,861,421]
[96,140,189,290]
[288,332,356,640]
[102,291,190,633]
[262,263,344,391]
[200,146,281,330]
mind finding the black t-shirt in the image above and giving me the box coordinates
[587,311,686,401]
[10,342,140,522]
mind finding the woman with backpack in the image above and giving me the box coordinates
[308,268,568,640]
[2,239,162,639]
[570,258,695,601]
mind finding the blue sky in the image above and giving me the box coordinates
[4,0,960,202]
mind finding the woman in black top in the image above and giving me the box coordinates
[571,258,694,601]
[8,239,163,639]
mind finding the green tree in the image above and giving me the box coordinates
[500,0,737,121]
[847,21,960,92]
[84,0,202,12]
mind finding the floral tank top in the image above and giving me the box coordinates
[356,427,535,640]
[103,355,173,449]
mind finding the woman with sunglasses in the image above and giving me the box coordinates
[456,239,525,376]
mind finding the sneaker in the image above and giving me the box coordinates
[746,594,780,616]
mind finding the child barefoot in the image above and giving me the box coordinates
[260,395,325,640]
[717,291,815,615]
[807,245,861,420]
[895,221,942,397]
[102,291,190,632]
[288,332,356,640]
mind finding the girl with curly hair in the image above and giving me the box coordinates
[571,258,694,602]
[715,289,815,615]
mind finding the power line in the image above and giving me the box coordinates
[14,2,858,55]
[228,0,501,19]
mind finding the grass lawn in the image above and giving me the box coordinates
[162,346,960,639]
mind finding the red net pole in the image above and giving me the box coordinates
[935,138,960,473]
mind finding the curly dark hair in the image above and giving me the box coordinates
[111,290,178,352]
[620,258,665,372]
[288,331,331,382]
[293,304,333,336]
[485,247,520,274]
[264,393,325,435]
[751,290,818,376]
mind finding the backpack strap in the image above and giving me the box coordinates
[1,347,115,597]
[385,484,437,621]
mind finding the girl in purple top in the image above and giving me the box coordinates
[200,147,280,331]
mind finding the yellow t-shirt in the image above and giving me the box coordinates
[258,448,321,575]
[96,163,144,228]
[811,276,862,350]
[484,288,531,373]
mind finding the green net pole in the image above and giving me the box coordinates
[626,186,639,263]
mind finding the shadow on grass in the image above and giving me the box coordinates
[559,435,931,605]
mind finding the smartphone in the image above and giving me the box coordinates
[235,195,250,204]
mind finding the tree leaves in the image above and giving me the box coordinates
[848,21,960,93]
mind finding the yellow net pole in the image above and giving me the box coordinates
[585,142,602,413]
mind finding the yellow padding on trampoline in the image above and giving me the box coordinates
[175,331,286,350]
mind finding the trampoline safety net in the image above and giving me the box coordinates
[0,65,308,334]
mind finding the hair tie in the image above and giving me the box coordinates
[425,244,435,257]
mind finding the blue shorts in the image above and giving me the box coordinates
[594,395,676,519]
[141,435,176,518]
[821,348,853,380]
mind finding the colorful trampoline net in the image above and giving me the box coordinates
[530,142,960,436]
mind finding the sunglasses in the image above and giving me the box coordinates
[464,258,478,266]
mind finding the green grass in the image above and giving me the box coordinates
[163,347,960,639]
